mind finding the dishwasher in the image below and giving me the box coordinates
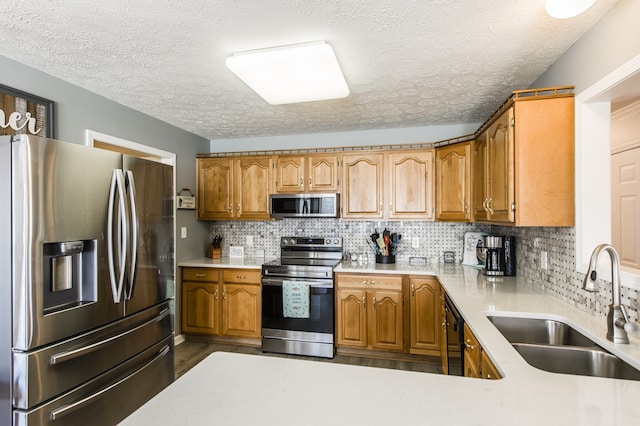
[443,293,464,376]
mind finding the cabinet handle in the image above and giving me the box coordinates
[372,296,376,308]
[464,202,468,213]
[487,198,494,215]
[362,296,366,309]
[237,204,240,212]
[228,204,232,213]
[235,275,247,279]
[411,284,415,296]
[309,177,312,187]
[389,202,393,214]
[300,177,303,187]
[214,289,218,300]
[194,273,206,278]
[379,203,383,214]
[465,339,476,350]
[223,290,226,300]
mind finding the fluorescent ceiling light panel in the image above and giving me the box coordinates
[226,41,349,105]
[545,0,596,19]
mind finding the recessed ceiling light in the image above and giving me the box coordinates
[225,41,350,105]
[545,0,596,19]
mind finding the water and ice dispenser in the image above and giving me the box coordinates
[43,240,97,313]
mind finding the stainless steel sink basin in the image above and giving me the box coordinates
[512,344,640,381]
[487,316,595,347]
[487,315,640,381]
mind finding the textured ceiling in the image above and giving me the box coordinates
[0,0,619,140]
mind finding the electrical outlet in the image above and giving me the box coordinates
[246,235,254,246]
[412,237,420,249]
[181,227,187,239]
[540,251,548,270]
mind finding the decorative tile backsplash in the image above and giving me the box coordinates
[208,220,639,322]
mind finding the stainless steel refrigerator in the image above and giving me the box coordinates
[0,135,175,425]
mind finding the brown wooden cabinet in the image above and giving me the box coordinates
[463,323,501,379]
[336,274,404,351]
[341,150,435,220]
[181,267,261,339]
[473,93,575,226]
[435,142,472,222]
[196,156,272,220]
[273,154,340,193]
[387,150,435,220]
[408,276,441,356]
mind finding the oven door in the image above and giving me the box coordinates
[261,277,334,335]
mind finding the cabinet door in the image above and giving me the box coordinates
[481,350,501,379]
[336,289,367,348]
[486,107,515,223]
[387,150,435,220]
[274,156,305,193]
[196,158,234,220]
[409,278,440,354]
[182,283,219,334]
[235,157,271,220]
[307,154,340,192]
[435,143,471,222]
[368,290,403,351]
[221,284,261,338]
[472,133,489,221]
[341,153,384,218]
[439,292,449,374]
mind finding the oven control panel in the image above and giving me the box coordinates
[280,237,342,248]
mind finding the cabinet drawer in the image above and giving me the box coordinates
[182,268,220,282]
[222,269,261,284]
[336,274,402,291]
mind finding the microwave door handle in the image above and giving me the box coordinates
[302,198,308,214]
[125,170,138,300]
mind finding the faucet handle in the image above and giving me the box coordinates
[623,321,640,335]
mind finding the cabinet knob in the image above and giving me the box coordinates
[465,339,476,350]
[214,289,218,300]
[309,177,313,187]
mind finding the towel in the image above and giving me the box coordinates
[282,280,310,318]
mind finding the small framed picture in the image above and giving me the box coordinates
[0,84,54,138]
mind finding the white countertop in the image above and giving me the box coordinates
[131,260,640,425]
[179,256,269,269]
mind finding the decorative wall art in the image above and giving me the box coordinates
[0,84,54,138]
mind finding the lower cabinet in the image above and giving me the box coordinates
[463,323,501,379]
[336,274,404,352]
[409,276,441,356]
[182,267,261,339]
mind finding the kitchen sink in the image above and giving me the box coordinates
[487,315,640,381]
[487,316,595,347]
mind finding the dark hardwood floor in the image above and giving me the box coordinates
[174,339,443,380]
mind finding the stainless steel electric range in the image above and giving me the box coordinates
[261,237,342,358]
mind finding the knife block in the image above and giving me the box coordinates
[206,245,221,259]
[375,254,395,264]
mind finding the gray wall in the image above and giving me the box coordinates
[0,55,211,263]
[532,0,640,91]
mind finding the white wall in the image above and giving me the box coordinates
[209,123,479,152]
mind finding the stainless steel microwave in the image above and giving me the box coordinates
[269,193,340,218]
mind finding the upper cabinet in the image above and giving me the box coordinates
[341,153,385,219]
[435,142,472,222]
[473,92,574,226]
[197,156,272,220]
[341,150,435,220]
[273,154,340,193]
[387,150,435,220]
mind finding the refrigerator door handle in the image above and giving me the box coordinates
[125,170,138,300]
[48,344,171,422]
[49,307,170,365]
[107,169,127,303]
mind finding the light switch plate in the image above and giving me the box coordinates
[230,246,245,258]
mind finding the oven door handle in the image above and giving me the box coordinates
[261,277,333,289]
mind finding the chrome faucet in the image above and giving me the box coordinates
[582,244,632,344]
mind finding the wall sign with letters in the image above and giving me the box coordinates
[0,84,54,138]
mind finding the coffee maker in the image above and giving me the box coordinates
[482,235,516,276]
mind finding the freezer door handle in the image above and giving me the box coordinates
[125,170,138,300]
[49,308,171,365]
[107,169,127,303]
[48,344,171,421]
